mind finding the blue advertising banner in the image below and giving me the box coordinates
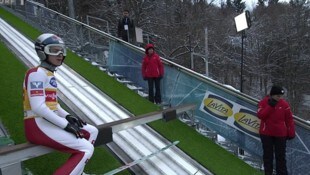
[107,40,310,175]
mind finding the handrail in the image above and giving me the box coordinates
[294,117,310,129]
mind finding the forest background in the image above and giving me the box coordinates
[36,0,310,120]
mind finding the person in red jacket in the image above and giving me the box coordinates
[257,85,295,175]
[141,44,164,104]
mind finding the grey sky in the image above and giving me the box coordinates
[245,0,290,10]
[208,0,290,10]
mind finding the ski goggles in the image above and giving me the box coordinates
[44,44,67,56]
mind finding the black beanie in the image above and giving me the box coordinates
[270,85,285,96]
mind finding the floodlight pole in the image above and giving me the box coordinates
[234,10,251,156]
[68,0,75,19]
[240,30,245,93]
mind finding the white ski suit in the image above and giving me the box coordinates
[23,66,98,175]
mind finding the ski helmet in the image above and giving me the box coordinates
[34,33,66,61]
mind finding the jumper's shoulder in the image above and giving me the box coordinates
[25,67,50,81]
[26,67,39,74]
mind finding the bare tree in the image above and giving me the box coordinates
[45,0,310,119]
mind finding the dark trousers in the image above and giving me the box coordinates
[260,134,287,175]
[121,33,129,42]
[147,77,161,103]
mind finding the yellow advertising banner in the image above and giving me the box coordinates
[200,91,260,139]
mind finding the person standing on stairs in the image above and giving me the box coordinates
[142,43,164,104]
[117,9,135,43]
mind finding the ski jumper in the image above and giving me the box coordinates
[23,66,98,175]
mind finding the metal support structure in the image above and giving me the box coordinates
[143,33,150,44]
[86,15,110,34]
[189,33,209,77]
[0,104,195,175]
[142,31,163,44]
[190,52,209,76]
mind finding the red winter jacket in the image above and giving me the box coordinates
[257,96,295,138]
[141,44,164,78]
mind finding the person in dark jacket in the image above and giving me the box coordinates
[257,85,295,175]
[142,44,164,104]
[117,9,135,43]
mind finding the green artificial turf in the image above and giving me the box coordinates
[0,40,26,143]
[0,6,263,175]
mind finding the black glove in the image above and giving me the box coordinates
[286,135,295,140]
[66,115,86,128]
[287,136,295,140]
[268,98,278,107]
[64,123,84,138]
[143,77,147,81]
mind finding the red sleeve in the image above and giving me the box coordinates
[141,57,146,78]
[257,98,273,121]
[284,103,295,138]
[157,56,164,76]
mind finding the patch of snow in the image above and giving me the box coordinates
[91,62,99,66]
[217,134,226,142]
[104,51,109,58]
[99,67,106,71]
[223,84,240,92]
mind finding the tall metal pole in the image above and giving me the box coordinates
[240,31,245,93]
[205,27,209,77]
[68,0,75,19]
[239,31,245,156]
[189,35,194,70]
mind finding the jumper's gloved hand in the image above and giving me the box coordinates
[66,115,86,128]
[268,98,278,107]
[64,123,84,138]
